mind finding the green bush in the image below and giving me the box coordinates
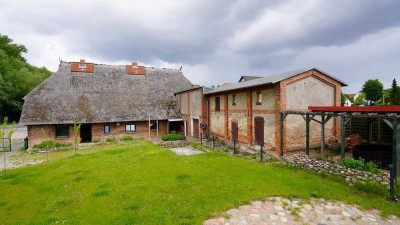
[354,180,388,197]
[33,140,72,150]
[120,135,133,141]
[339,158,380,174]
[206,136,220,142]
[161,132,186,141]
[105,137,116,143]
[92,138,101,143]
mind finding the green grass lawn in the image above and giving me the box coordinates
[1,140,399,225]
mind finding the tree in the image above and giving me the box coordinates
[73,117,81,155]
[341,92,348,106]
[388,79,400,105]
[361,79,384,105]
[353,92,367,106]
[0,34,51,121]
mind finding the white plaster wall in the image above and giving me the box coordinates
[190,89,202,116]
[285,76,336,150]
[181,93,189,114]
[252,88,275,109]
[210,95,225,110]
[228,92,247,109]
[286,76,334,110]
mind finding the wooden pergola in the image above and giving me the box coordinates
[279,106,400,178]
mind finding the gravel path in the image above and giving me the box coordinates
[204,197,400,225]
[169,147,204,156]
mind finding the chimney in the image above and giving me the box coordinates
[71,59,93,73]
[79,59,86,69]
[126,62,146,75]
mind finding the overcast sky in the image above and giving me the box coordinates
[1,0,399,93]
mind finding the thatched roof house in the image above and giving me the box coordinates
[20,60,193,147]
[21,61,192,124]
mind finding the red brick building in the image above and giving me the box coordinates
[174,86,213,139]
[202,68,347,152]
[20,60,193,148]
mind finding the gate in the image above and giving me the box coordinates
[0,138,11,152]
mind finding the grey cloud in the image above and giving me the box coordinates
[0,0,399,93]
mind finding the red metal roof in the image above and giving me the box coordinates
[308,106,400,113]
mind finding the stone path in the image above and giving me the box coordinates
[204,197,400,225]
[169,147,204,156]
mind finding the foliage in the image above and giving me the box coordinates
[0,34,51,121]
[388,79,400,105]
[1,140,400,224]
[361,79,384,105]
[376,88,391,105]
[354,180,388,197]
[32,140,72,150]
[73,117,81,154]
[340,92,348,106]
[161,131,186,141]
[120,135,133,141]
[105,137,116,143]
[339,158,380,174]
[353,92,367,106]
[92,138,101,143]
[0,117,15,139]
[0,117,15,151]
[206,136,220,142]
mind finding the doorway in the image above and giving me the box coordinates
[192,119,199,138]
[169,121,184,134]
[231,121,238,142]
[254,117,264,145]
[80,124,92,143]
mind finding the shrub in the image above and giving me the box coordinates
[92,138,101,143]
[339,158,380,174]
[354,180,388,197]
[120,135,133,141]
[105,137,116,143]
[161,132,186,141]
[206,136,220,142]
[33,140,72,150]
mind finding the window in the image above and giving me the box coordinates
[125,124,136,132]
[256,91,262,105]
[215,96,220,111]
[232,94,236,106]
[150,121,158,130]
[55,124,69,137]
[104,125,110,134]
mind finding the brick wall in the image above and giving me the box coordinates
[27,120,168,148]
[175,88,207,138]
[27,124,75,148]
[207,69,342,153]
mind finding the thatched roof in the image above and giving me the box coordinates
[20,62,193,125]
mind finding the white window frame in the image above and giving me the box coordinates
[125,124,136,132]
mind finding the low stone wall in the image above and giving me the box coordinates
[283,154,390,188]
[159,140,188,148]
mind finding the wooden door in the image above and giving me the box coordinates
[193,119,199,138]
[254,117,264,145]
[231,122,238,142]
